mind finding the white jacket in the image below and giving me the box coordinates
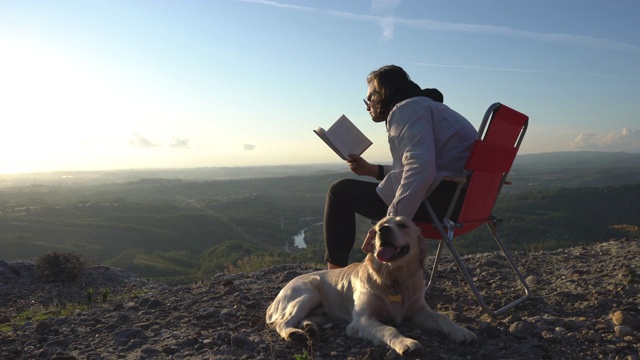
[376,96,477,218]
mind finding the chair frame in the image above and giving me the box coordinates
[418,102,531,317]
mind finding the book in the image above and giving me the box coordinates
[314,115,373,161]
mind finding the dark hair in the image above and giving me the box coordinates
[367,65,421,121]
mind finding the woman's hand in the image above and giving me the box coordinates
[361,227,376,253]
[347,154,377,177]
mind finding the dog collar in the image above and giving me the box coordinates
[387,294,402,303]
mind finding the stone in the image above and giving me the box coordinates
[509,321,535,339]
[615,325,634,337]
[612,310,639,329]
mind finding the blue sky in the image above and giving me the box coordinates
[1,0,638,174]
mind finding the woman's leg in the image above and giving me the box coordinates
[323,179,388,267]
[414,181,467,222]
[323,179,466,267]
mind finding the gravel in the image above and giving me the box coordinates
[1,238,638,359]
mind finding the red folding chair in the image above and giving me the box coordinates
[417,102,531,317]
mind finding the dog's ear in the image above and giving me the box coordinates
[408,220,429,266]
[417,235,429,266]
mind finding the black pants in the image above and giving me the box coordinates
[323,178,465,267]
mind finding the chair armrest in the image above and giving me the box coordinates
[441,175,467,183]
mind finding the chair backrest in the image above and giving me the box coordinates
[457,103,529,224]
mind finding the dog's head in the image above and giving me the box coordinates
[373,216,427,266]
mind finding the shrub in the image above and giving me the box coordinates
[35,251,87,283]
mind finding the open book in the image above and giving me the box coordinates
[314,115,373,161]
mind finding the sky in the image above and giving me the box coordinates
[0,0,639,174]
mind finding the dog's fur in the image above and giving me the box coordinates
[266,216,477,356]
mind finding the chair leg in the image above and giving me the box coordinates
[425,239,445,293]
[442,221,530,317]
[423,207,455,295]
[486,221,531,316]
[442,236,495,315]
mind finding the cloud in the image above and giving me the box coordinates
[370,0,401,42]
[235,0,313,11]
[169,137,190,149]
[243,144,256,151]
[570,128,640,151]
[129,135,192,149]
[129,134,159,148]
[236,0,638,51]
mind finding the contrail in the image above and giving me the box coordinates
[235,0,638,51]
[413,62,624,78]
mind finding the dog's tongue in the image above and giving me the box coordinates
[376,246,395,262]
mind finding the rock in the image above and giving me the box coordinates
[582,331,602,343]
[35,320,52,335]
[612,310,639,329]
[509,321,535,339]
[46,338,71,349]
[525,275,538,287]
[615,325,634,337]
[541,330,561,343]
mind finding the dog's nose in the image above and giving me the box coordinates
[378,225,392,237]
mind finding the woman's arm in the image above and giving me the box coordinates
[347,154,380,178]
[385,105,437,217]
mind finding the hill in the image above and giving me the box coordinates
[1,238,638,359]
[515,151,640,169]
[0,151,638,284]
[510,151,640,190]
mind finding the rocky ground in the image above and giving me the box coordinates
[1,238,639,360]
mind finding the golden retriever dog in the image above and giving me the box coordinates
[266,216,477,356]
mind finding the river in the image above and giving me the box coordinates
[291,221,323,249]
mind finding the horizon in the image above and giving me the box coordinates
[1,149,639,178]
[1,1,639,174]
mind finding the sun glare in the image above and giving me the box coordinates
[0,37,151,173]
[0,165,34,175]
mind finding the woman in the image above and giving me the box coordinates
[324,65,477,269]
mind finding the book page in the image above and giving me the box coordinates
[313,127,347,160]
[314,115,372,160]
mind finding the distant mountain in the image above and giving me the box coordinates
[514,151,640,169]
[0,164,348,187]
[3,151,639,188]
[505,151,640,190]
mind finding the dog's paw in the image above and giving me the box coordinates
[285,329,308,345]
[302,320,319,338]
[449,326,478,344]
[393,337,422,356]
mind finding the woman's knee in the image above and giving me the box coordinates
[327,178,355,198]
